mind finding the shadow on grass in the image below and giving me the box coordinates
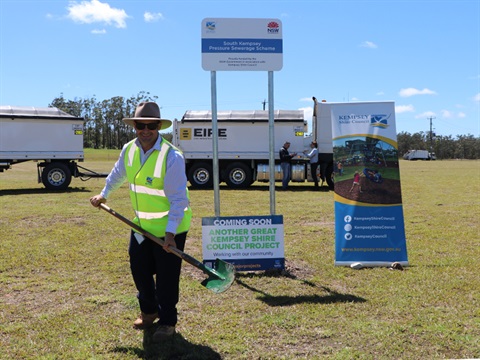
[235,270,366,307]
[0,187,91,196]
[112,329,221,360]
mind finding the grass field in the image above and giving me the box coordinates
[0,152,479,360]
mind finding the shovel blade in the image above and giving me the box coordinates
[201,259,236,294]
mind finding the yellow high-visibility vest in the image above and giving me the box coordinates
[124,138,192,237]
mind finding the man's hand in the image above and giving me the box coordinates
[163,232,176,253]
[90,194,106,207]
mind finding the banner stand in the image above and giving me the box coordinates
[330,102,409,268]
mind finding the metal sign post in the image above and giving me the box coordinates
[268,71,276,214]
[210,70,220,216]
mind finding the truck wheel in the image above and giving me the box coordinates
[41,162,72,191]
[325,163,334,190]
[188,162,213,189]
[225,162,252,189]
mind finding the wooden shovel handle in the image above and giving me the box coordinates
[98,203,219,277]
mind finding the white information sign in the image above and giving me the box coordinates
[202,18,283,71]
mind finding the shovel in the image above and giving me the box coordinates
[99,203,235,294]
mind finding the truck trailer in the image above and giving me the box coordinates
[403,149,435,160]
[171,98,335,190]
[0,106,106,190]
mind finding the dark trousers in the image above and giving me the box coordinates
[310,162,319,187]
[281,162,291,189]
[128,230,187,326]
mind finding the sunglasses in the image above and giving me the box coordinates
[134,121,159,130]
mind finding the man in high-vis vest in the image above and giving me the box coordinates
[90,102,192,341]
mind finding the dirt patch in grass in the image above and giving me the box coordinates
[181,258,317,285]
[335,178,403,204]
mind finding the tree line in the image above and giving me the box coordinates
[397,131,479,160]
[50,92,160,149]
[50,93,480,159]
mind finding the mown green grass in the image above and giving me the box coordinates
[0,153,479,359]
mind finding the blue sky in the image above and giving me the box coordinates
[1,0,479,137]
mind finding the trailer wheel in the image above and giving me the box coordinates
[325,163,334,190]
[225,162,252,189]
[188,162,213,189]
[41,162,72,191]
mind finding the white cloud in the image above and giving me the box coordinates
[473,93,480,103]
[399,87,437,97]
[299,97,313,102]
[415,111,436,119]
[67,0,128,28]
[300,106,313,120]
[441,110,453,118]
[396,104,415,113]
[144,12,164,22]
[91,29,106,35]
[441,110,467,119]
[360,41,377,49]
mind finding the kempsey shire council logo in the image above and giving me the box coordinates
[206,21,216,31]
[338,113,390,129]
[370,114,391,129]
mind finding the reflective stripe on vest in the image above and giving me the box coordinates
[129,183,166,197]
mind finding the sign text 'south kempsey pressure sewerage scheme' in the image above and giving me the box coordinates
[202,18,283,71]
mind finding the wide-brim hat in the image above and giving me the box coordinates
[123,102,172,130]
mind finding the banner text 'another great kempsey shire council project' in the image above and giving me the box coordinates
[331,102,408,267]
[202,215,284,271]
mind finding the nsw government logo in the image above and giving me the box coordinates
[370,114,390,129]
[267,21,280,34]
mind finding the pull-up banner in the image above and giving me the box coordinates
[331,102,408,267]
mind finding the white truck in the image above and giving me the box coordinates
[403,149,435,161]
[171,97,335,189]
[0,106,106,190]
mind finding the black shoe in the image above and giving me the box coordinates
[153,325,175,341]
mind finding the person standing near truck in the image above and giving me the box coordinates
[304,141,319,188]
[279,141,297,190]
[89,102,192,342]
